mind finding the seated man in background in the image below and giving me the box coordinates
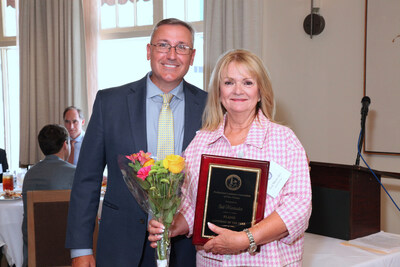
[21,124,76,267]
[63,106,85,165]
[0,147,9,182]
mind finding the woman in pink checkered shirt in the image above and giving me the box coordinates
[149,49,312,266]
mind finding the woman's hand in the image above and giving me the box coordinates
[202,223,249,255]
[200,212,289,255]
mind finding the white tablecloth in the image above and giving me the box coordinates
[303,232,400,267]
[0,196,23,267]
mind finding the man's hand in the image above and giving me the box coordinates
[148,212,190,248]
[71,255,96,267]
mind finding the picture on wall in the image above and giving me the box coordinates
[364,0,400,155]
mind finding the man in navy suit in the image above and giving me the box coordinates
[66,18,207,267]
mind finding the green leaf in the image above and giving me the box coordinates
[128,161,142,172]
[146,175,154,183]
[135,177,151,190]
[162,200,173,210]
[149,201,157,214]
[164,209,174,224]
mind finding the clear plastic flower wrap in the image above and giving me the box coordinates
[118,151,185,267]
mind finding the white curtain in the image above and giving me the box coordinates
[19,0,88,165]
[82,0,99,116]
[204,0,264,90]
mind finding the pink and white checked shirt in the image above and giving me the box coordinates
[180,111,312,266]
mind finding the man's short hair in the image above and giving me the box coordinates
[38,124,69,155]
[150,18,195,45]
[63,106,84,120]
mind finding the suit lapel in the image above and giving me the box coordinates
[183,82,203,150]
[127,77,148,153]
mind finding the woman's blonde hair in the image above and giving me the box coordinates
[202,49,275,131]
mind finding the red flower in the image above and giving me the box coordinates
[137,165,152,180]
[126,154,137,163]
[137,151,152,165]
[126,150,152,165]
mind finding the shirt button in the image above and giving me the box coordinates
[139,219,145,224]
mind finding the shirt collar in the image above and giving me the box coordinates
[207,110,269,149]
[44,154,64,161]
[146,72,184,101]
[70,130,85,142]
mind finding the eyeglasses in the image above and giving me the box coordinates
[150,42,193,55]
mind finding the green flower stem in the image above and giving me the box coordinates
[156,226,170,261]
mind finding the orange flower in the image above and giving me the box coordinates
[143,158,155,167]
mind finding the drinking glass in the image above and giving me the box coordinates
[3,171,14,191]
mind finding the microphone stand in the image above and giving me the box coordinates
[355,109,368,166]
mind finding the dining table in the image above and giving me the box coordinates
[0,185,23,267]
[303,232,400,266]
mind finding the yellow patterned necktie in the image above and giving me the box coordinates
[157,93,174,160]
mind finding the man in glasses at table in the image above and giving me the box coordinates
[66,18,207,267]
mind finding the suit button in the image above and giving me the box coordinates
[140,219,145,224]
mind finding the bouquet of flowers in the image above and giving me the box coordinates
[118,151,185,267]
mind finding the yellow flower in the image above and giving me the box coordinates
[163,155,185,174]
[143,158,155,167]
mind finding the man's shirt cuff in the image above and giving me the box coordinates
[70,248,93,258]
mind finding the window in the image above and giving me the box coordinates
[100,0,154,29]
[0,0,19,172]
[98,0,204,90]
[0,0,204,172]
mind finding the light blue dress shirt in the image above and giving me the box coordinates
[146,73,185,158]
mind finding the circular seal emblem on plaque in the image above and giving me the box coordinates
[225,174,242,191]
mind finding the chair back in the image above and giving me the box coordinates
[27,189,72,267]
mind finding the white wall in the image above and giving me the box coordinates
[262,0,400,234]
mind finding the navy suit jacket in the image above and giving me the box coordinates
[66,76,207,267]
